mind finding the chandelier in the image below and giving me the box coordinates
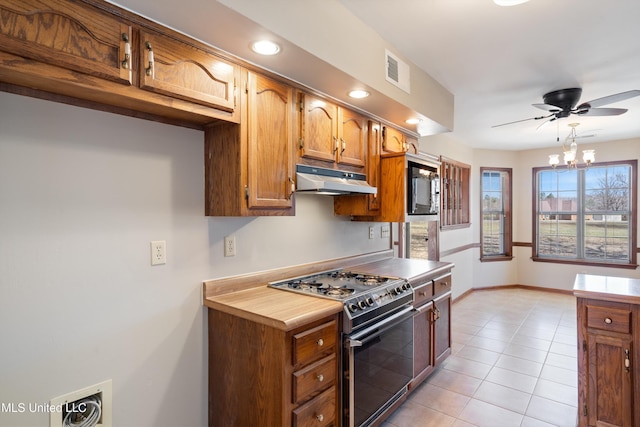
[548,123,595,168]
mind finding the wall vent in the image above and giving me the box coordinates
[385,49,410,94]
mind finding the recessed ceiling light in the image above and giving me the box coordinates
[493,0,530,5]
[405,118,420,125]
[348,90,370,99]
[251,40,280,56]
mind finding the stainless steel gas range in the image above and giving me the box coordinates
[269,269,415,427]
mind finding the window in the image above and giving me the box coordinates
[533,160,637,268]
[440,157,470,229]
[481,168,512,261]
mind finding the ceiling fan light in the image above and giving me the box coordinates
[493,0,530,6]
[583,150,595,165]
[563,150,576,165]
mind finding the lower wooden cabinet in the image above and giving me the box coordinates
[207,310,339,427]
[411,272,451,390]
[577,298,638,427]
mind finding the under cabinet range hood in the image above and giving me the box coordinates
[295,164,377,195]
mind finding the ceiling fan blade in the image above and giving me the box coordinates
[536,116,556,130]
[532,103,562,112]
[579,89,640,108]
[491,114,552,128]
[576,107,628,116]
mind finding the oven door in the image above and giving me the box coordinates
[344,306,414,427]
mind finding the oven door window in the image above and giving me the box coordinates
[352,313,413,426]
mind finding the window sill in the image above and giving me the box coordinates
[441,223,471,231]
[531,257,638,270]
[480,255,513,262]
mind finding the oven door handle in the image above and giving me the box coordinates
[346,306,414,348]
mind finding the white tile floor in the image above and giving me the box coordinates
[383,288,578,427]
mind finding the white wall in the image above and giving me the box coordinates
[0,91,389,426]
[422,132,640,298]
[512,138,640,290]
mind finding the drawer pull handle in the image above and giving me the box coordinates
[625,349,631,372]
[317,338,324,347]
[145,42,154,76]
[121,33,131,69]
[604,317,613,324]
[316,374,324,382]
[316,414,324,422]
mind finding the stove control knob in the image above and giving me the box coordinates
[358,300,367,310]
[403,283,411,291]
[348,303,358,313]
[365,297,374,306]
[395,286,403,294]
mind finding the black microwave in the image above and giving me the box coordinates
[407,161,440,215]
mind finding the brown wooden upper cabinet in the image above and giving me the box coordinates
[381,126,406,153]
[139,30,238,112]
[334,120,381,217]
[0,0,132,85]
[205,71,295,216]
[297,92,366,169]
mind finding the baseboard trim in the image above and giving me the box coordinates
[452,284,574,304]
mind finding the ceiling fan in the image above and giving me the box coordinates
[492,88,640,128]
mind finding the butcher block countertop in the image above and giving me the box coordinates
[204,285,343,331]
[573,273,640,304]
[203,251,455,331]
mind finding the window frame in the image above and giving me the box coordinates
[480,167,513,262]
[440,156,471,230]
[532,160,638,269]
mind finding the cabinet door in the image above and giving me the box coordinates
[382,126,406,153]
[413,301,434,382]
[367,121,382,211]
[0,0,132,85]
[246,72,294,210]
[433,292,451,367]
[139,30,237,111]
[586,333,633,427]
[337,108,366,168]
[299,93,339,163]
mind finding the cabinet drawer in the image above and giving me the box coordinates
[293,320,337,367]
[586,304,632,334]
[414,281,434,307]
[292,355,336,404]
[292,386,335,427]
[433,274,452,298]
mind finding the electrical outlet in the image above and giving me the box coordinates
[224,235,236,257]
[150,240,166,265]
[369,226,375,239]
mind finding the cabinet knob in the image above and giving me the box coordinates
[316,414,324,422]
[604,317,613,324]
[317,338,324,347]
[316,374,324,382]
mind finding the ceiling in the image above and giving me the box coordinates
[112,0,640,152]
[339,0,640,150]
